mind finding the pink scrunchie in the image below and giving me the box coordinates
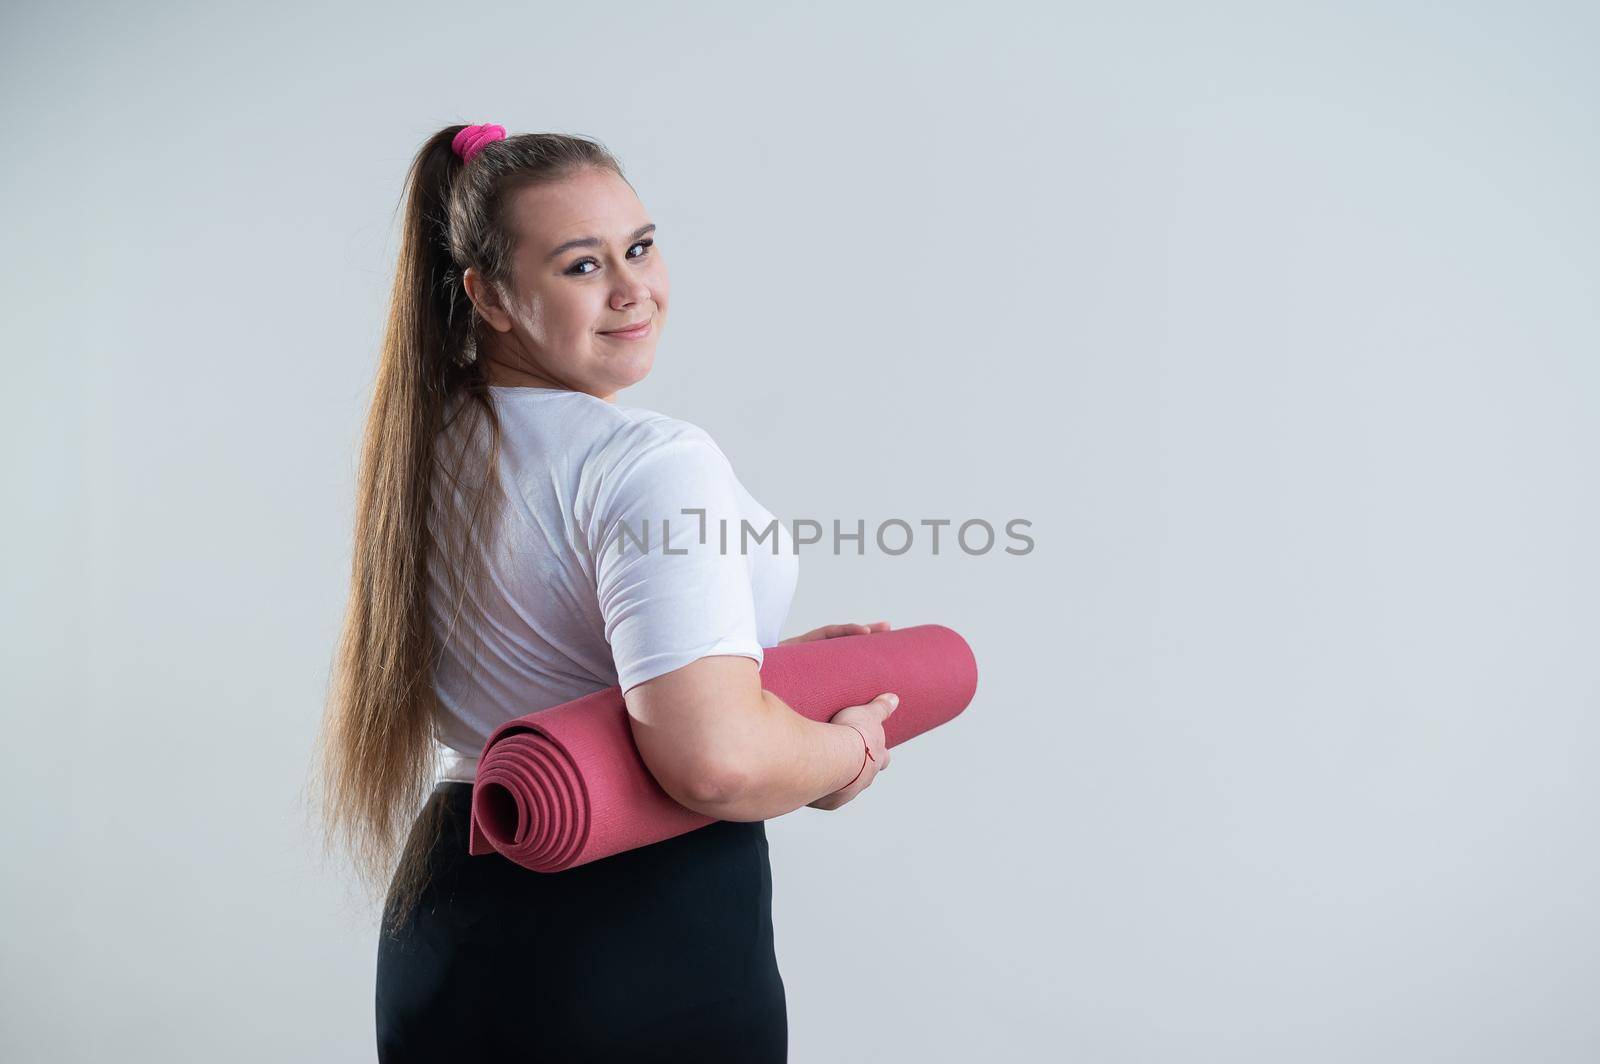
[452,123,506,164]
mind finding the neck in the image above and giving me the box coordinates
[480,351,615,403]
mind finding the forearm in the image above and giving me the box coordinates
[692,689,865,822]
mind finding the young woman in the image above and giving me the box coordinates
[311,123,900,1061]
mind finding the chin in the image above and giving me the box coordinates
[609,349,655,391]
[636,343,661,374]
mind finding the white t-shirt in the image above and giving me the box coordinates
[425,386,800,785]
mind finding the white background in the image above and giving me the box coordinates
[3,1,1596,1060]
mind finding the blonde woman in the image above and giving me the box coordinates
[312,124,898,1061]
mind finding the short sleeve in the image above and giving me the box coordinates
[587,426,764,695]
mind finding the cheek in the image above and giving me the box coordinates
[558,292,605,332]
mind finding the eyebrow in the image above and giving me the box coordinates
[545,223,656,263]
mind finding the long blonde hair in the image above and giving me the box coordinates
[307,126,624,935]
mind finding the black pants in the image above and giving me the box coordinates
[375,782,788,1062]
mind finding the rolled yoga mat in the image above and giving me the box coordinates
[468,622,979,872]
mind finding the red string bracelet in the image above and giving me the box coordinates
[841,723,876,788]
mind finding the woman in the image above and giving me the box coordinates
[311,123,900,1061]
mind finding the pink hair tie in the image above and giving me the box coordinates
[452,123,506,164]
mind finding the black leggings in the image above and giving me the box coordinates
[375,782,788,1062]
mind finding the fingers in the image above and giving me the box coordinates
[803,622,891,642]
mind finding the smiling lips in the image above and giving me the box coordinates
[600,317,652,339]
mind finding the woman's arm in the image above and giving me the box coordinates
[623,654,865,821]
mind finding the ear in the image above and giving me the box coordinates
[462,266,514,333]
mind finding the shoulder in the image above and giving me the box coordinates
[590,406,733,483]
[476,390,728,475]
[567,404,742,533]
[599,403,723,454]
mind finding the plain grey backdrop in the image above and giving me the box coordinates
[3,1,1596,1060]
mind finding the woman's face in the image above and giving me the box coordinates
[465,167,669,401]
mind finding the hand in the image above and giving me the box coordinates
[779,620,891,646]
[806,692,898,811]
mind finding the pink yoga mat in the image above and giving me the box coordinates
[468,623,979,871]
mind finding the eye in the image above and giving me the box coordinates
[566,238,655,276]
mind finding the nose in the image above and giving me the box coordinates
[610,277,651,310]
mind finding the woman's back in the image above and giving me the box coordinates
[424,385,799,784]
